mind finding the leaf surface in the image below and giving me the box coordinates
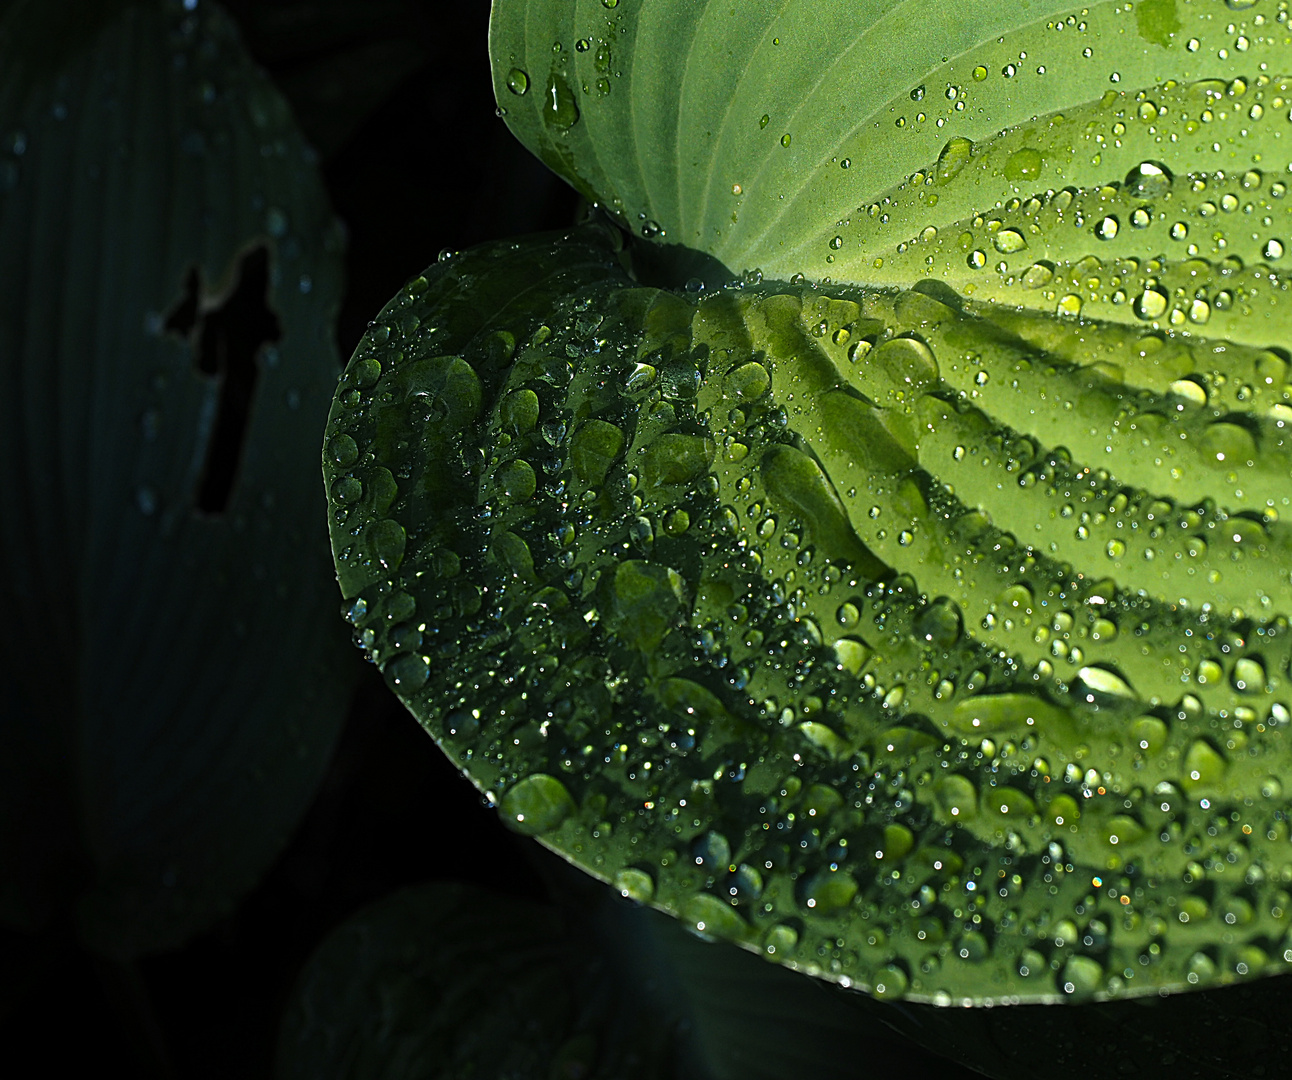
[327,0,1292,1010]
[325,216,1292,1005]
[491,0,1291,322]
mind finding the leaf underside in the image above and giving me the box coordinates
[324,0,1292,1007]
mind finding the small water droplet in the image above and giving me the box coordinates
[506,68,529,95]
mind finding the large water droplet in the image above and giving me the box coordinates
[935,136,974,183]
[1124,161,1173,199]
[1004,147,1043,182]
[544,72,580,129]
[914,597,963,648]
[506,68,529,95]
[501,773,577,835]
[992,228,1027,254]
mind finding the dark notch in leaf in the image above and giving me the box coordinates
[164,245,282,513]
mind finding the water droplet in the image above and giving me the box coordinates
[331,476,362,505]
[834,637,872,675]
[1061,956,1104,998]
[914,597,963,648]
[348,357,381,390]
[1022,262,1054,289]
[1233,657,1266,694]
[1095,215,1119,240]
[543,72,580,129]
[614,867,654,901]
[1124,160,1173,199]
[1076,665,1137,701]
[848,339,872,363]
[1134,286,1169,320]
[1057,294,1082,317]
[1200,421,1256,463]
[1004,147,1043,182]
[327,434,359,467]
[368,518,406,571]
[692,830,731,872]
[935,136,974,183]
[384,652,429,692]
[1264,238,1285,260]
[498,458,537,501]
[506,68,529,95]
[764,923,798,955]
[993,229,1026,254]
[1183,739,1227,790]
[501,773,576,835]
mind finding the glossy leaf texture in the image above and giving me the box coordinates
[490,0,1291,302]
[0,0,357,954]
[325,212,1292,1005]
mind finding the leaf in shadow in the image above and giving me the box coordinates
[0,0,360,955]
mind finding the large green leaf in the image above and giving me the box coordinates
[491,0,1289,302]
[325,214,1292,1006]
[325,0,1292,1014]
[0,0,358,954]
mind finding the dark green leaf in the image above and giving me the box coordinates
[275,880,692,1080]
[0,0,358,954]
[275,869,986,1080]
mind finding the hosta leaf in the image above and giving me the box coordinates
[0,0,356,953]
[276,872,977,1080]
[490,0,1291,302]
[328,0,1292,1011]
[326,216,1292,1006]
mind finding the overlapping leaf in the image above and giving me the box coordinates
[490,0,1290,306]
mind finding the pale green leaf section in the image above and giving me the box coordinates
[491,0,1287,294]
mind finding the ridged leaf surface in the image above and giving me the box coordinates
[324,0,1292,1009]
